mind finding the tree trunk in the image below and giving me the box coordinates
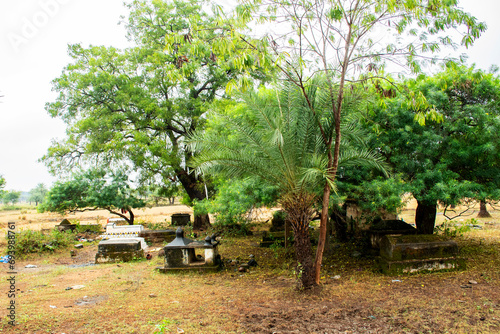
[415,199,437,234]
[193,213,210,230]
[281,192,317,289]
[175,168,211,228]
[314,182,330,284]
[128,209,134,225]
[477,200,491,218]
[291,220,315,289]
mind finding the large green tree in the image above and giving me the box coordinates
[190,81,386,288]
[365,65,500,234]
[42,0,266,229]
[2,190,20,206]
[29,183,48,206]
[40,169,145,225]
[228,0,486,284]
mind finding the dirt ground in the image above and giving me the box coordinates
[0,202,499,333]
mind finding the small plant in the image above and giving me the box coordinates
[74,222,102,234]
[7,229,75,256]
[154,319,178,333]
[143,221,167,230]
[436,220,472,237]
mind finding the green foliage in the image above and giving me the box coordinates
[73,222,102,234]
[42,0,268,212]
[39,168,145,224]
[154,319,179,334]
[2,190,21,205]
[365,65,500,232]
[336,166,406,216]
[436,220,473,237]
[194,177,278,226]
[29,183,48,206]
[9,229,75,256]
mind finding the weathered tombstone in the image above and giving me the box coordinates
[171,213,191,226]
[378,234,465,275]
[269,210,286,232]
[95,238,146,264]
[368,219,417,249]
[157,227,220,272]
[345,200,398,233]
[103,222,144,238]
[57,219,77,232]
[138,229,176,243]
[259,231,286,247]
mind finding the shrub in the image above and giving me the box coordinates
[194,177,278,228]
[8,229,75,256]
[74,222,102,234]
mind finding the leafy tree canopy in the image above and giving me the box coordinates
[365,65,500,233]
[42,0,268,229]
[29,183,48,206]
[3,190,21,206]
[190,80,387,287]
[39,169,145,225]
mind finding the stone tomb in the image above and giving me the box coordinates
[57,219,77,232]
[157,227,220,272]
[138,229,176,243]
[171,213,191,226]
[103,221,144,238]
[95,238,147,263]
[368,219,417,249]
[378,234,465,275]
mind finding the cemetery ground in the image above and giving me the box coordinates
[0,203,499,333]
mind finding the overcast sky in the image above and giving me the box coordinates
[0,0,499,192]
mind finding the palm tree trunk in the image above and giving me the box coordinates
[292,221,315,288]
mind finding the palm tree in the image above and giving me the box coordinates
[189,78,386,288]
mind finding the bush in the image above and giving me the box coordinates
[74,222,102,234]
[194,177,278,228]
[435,219,473,237]
[8,229,75,256]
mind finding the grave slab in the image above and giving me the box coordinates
[378,234,465,275]
[95,237,146,264]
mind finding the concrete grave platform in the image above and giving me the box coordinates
[102,222,144,239]
[171,213,191,226]
[378,234,465,275]
[95,238,147,264]
[368,219,417,249]
[138,229,176,243]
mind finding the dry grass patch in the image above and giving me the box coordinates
[0,205,499,333]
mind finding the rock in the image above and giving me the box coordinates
[25,264,37,268]
[49,305,57,309]
[70,285,85,290]
[468,280,478,285]
[74,244,84,249]
[149,294,157,298]
[248,259,258,267]
[238,266,247,273]
[351,251,361,258]
[332,275,341,280]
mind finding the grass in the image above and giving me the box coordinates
[0,206,499,333]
